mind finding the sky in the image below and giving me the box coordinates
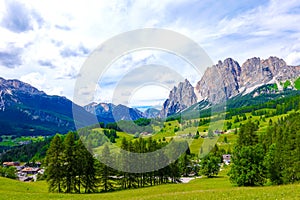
[1,0,300,109]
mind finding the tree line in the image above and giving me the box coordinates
[45,132,192,193]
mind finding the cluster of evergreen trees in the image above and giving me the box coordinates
[45,132,192,193]
[229,113,300,186]
[45,133,98,193]
[226,92,300,120]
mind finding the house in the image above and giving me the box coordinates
[16,165,25,171]
[3,162,20,167]
[223,154,231,165]
[21,167,40,175]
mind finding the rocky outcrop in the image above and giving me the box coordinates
[195,56,300,104]
[160,79,197,118]
[195,58,241,104]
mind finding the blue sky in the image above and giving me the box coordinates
[1,0,300,108]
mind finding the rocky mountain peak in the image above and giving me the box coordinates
[195,56,300,104]
[0,77,45,96]
[160,79,197,118]
[195,57,241,104]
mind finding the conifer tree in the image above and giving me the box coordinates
[63,132,77,193]
[99,144,114,192]
[45,135,64,192]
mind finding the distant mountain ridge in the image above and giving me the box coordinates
[143,107,160,118]
[83,103,160,121]
[0,77,95,136]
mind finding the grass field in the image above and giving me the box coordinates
[88,109,298,157]
[294,77,300,90]
[1,170,299,200]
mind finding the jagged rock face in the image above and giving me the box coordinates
[195,58,241,103]
[195,56,300,104]
[162,56,300,117]
[160,79,197,118]
[240,56,287,87]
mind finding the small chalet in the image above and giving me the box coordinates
[3,162,20,167]
[21,167,40,175]
[222,154,231,165]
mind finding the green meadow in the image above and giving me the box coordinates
[1,169,299,200]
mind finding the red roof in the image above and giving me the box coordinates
[21,167,40,173]
[3,162,20,166]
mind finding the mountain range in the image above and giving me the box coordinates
[0,56,299,136]
[83,102,160,122]
[160,56,300,117]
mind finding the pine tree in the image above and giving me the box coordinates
[99,144,114,192]
[45,135,64,192]
[77,139,99,193]
[63,132,77,193]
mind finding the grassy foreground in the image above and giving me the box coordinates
[1,172,300,200]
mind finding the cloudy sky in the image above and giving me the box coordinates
[1,0,300,109]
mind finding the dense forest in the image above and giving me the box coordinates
[229,113,300,186]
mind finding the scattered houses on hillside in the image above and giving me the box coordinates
[2,161,43,182]
[21,167,40,175]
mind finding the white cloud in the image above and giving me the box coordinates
[286,52,300,66]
